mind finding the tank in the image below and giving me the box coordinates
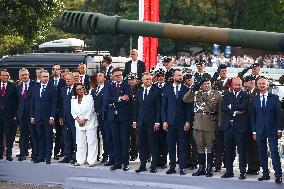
[58,11,284,51]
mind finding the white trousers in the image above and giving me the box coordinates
[76,127,98,165]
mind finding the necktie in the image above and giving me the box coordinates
[261,95,266,108]
[116,83,120,93]
[41,85,46,97]
[80,76,83,84]
[1,83,5,96]
[54,79,58,87]
[95,86,100,95]
[23,83,27,98]
[175,85,180,100]
[143,88,148,101]
[158,84,162,89]
[67,86,71,95]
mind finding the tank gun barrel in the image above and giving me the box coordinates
[58,11,284,51]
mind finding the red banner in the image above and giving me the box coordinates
[143,0,159,71]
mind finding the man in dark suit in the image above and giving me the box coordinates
[133,73,161,173]
[251,77,283,184]
[30,70,57,164]
[243,75,260,175]
[104,68,132,171]
[100,55,114,81]
[123,49,146,80]
[50,64,66,160]
[59,73,76,163]
[153,68,168,168]
[162,69,190,175]
[16,68,37,161]
[0,69,18,161]
[78,63,90,90]
[221,77,249,180]
[91,71,107,163]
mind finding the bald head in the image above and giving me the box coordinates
[232,77,242,92]
[257,77,269,93]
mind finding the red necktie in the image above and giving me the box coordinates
[1,83,5,96]
[80,76,83,84]
[23,83,27,98]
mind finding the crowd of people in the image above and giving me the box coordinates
[159,54,284,69]
[0,49,283,184]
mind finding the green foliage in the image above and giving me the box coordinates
[0,35,29,56]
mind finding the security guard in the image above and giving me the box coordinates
[183,76,221,177]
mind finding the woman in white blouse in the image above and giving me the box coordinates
[71,83,98,167]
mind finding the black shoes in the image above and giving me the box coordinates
[221,172,234,178]
[18,156,26,161]
[258,175,270,181]
[246,169,259,175]
[59,158,71,163]
[135,166,147,173]
[6,156,13,161]
[214,167,221,172]
[110,165,122,170]
[150,167,157,173]
[46,158,51,164]
[239,173,246,180]
[166,168,176,174]
[180,169,186,175]
[33,157,45,163]
[130,156,137,161]
[192,166,206,176]
[123,165,129,171]
[53,155,59,160]
[104,161,114,166]
[275,176,282,184]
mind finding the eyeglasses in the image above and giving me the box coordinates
[114,74,122,77]
[76,87,84,91]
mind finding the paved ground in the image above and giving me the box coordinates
[0,142,283,188]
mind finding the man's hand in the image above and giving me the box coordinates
[277,132,282,139]
[163,122,168,132]
[59,118,64,126]
[49,119,55,126]
[132,122,137,129]
[121,95,129,101]
[253,134,256,141]
[184,122,190,131]
[154,123,160,131]
[31,118,35,125]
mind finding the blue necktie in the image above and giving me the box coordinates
[176,85,180,100]
[261,95,266,109]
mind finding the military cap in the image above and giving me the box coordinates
[199,74,212,85]
[150,67,156,75]
[183,70,194,79]
[126,72,138,80]
[250,63,260,68]
[196,59,206,66]
[244,75,255,82]
[155,67,166,77]
[163,57,172,63]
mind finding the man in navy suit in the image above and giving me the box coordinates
[30,70,57,164]
[16,68,37,161]
[0,69,18,161]
[100,55,114,81]
[162,69,190,175]
[153,68,168,168]
[251,77,283,184]
[78,63,90,90]
[133,73,161,173]
[221,77,249,180]
[104,68,132,171]
[59,73,76,163]
[91,71,107,163]
[123,49,146,80]
[50,64,66,160]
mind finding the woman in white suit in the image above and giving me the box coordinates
[71,83,98,166]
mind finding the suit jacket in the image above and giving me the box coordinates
[104,81,131,122]
[161,84,190,127]
[59,85,74,122]
[17,80,37,120]
[49,78,66,111]
[221,90,249,133]
[0,81,18,119]
[123,60,146,80]
[30,83,57,122]
[83,74,90,90]
[134,86,162,127]
[101,65,114,80]
[251,93,283,136]
[91,85,104,116]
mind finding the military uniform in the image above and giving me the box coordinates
[184,89,221,177]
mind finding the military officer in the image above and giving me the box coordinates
[183,76,222,177]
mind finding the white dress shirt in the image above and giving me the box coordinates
[22,80,30,95]
[130,60,138,74]
[173,83,181,96]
